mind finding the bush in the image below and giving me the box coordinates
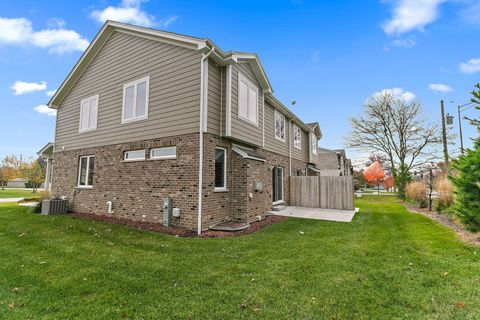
[406,181,428,208]
[31,190,51,214]
[435,175,454,212]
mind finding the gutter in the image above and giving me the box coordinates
[197,46,215,235]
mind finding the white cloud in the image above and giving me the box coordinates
[158,15,178,27]
[429,83,453,92]
[459,58,480,74]
[370,87,416,102]
[0,17,89,54]
[391,36,416,48]
[34,104,56,117]
[47,18,66,28]
[90,0,155,27]
[10,81,47,95]
[383,0,446,35]
[46,89,57,97]
[459,1,480,25]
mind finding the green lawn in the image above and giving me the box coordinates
[0,197,479,319]
[0,188,39,199]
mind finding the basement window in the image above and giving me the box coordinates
[215,147,227,191]
[77,155,95,188]
[123,150,145,161]
[150,146,176,160]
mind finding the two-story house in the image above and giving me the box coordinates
[317,147,352,177]
[47,21,322,234]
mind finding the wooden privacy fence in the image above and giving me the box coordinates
[290,176,354,210]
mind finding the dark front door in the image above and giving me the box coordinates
[272,166,284,203]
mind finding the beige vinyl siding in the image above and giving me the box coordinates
[230,63,263,147]
[290,125,309,162]
[308,133,319,164]
[207,59,222,136]
[263,102,289,155]
[55,31,202,151]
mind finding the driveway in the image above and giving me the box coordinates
[274,206,358,222]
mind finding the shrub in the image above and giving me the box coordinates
[435,175,454,212]
[406,181,428,208]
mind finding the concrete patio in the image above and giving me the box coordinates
[273,206,359,222]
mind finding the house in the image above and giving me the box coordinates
[37,142,55,191]
[317,147,352,177]
[47,21,323,234]
[6,178,26,188]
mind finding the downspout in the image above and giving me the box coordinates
[197,46,215,235]
[289,119,292,176]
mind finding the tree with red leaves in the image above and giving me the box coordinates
[363,160,385,194]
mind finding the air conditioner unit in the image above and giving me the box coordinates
[41,199,68,215]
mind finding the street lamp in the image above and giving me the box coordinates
[457,102,475,155]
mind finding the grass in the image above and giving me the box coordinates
[0,197,479,319]
[0,189,39,199]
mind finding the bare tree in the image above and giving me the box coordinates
[345,91,441,198]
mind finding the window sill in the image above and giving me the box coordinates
[76,186,93,189]
[149,157,177,161]
[121,116,148,124]
[121,159,146,163]
[272,200,285,206]
[275,136,286,143]
[214,188,229,193]
[79,128,97,134]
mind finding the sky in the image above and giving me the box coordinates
[0,0,479,164]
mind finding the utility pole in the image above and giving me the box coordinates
[440,100,449,164]
[458,105,464,155]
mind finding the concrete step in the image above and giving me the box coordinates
[271,205,286,212]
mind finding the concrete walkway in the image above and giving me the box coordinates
[274,206,358,222]
[0,198,24,203]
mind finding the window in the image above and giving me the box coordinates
[79,95,98,132]
[215,147,227,190]
[122,76,149,123]
[293,125,301,149]
[77,155,95,187]
[150,147,176,160]
[274,111,286,142]
[123,150,145,161]
[311,134,317,155]
[238,73,258,125]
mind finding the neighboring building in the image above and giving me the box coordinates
[47,21,323,233]
[7,178,26,188]
[317,147,352,177]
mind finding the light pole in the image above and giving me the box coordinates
[457,102,475,155]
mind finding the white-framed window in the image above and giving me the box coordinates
[123,150,145,161]
[311,133,318,155]
[293,125,301,150]
[150,146,176,160]
[79,95,99,133]
[214,147,227,190]
[238,73,258,125]
[77,155,95,188]
[122,76,149,123]
[274,110,286,142]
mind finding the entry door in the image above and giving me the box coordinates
[272,167,284,203]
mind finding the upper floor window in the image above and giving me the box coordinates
[311,134,318,155]
[293,125,301,149]
[79,95,98,133]
[275,111,286,142]
[238,73,258,125]
[78,155,95,188]
[122,76,149,123]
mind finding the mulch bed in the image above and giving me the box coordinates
[69,212,287,238]
[404,204,480,246]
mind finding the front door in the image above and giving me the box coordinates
[272,166,284,204]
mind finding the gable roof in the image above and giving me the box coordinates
[48,20,272,108]
[306,122,322,138]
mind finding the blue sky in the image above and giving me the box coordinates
[1,0,479,163]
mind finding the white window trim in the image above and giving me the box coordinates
[214,147,227,191]
[150,146,177,160]
[274,110,286,143]
[123,149,146,162]
[237,72,259,126]
[79,94,99,133]
[77,155,95,188]
[311,133,318,155]
[293,125,302,150]
[121,76,150,124]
